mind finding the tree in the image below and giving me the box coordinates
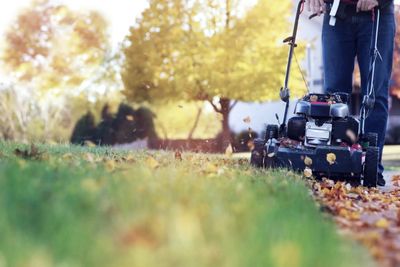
[2,0,109,92]
[0,0,119,142]
[122,0,305,146]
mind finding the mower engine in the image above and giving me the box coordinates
[287,93,360,147]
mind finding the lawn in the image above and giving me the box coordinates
[382,145,400,171]
[0,142,375,267]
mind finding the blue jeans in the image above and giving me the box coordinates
[322,9,395,175]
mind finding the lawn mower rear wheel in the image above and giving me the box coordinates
[363,146,379,187]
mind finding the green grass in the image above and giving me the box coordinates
[0,142,374,267]
[383,145,400,170]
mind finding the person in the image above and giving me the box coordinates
[306,0,395,186]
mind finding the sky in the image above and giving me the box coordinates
[0,0,149,46]
[1,0,399,47]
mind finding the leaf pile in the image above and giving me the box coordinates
[310,175,400,267]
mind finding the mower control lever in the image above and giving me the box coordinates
[283,36,293,43]
[283,37,298,47]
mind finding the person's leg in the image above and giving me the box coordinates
[322,14,357,95]
[356,13,395,184]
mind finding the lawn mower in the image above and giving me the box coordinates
[251,0,382,187]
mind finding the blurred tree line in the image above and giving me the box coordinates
[0,0,308,144]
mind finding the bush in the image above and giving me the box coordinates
[94,105,116,145]
[233,129,259,152]
[113,103,137,144]
[70,112,96,145]
[134,107,157,140]
[71,103,158,146]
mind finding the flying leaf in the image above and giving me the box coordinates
[310,95,318,102]
[243,116,251,124]
[346,129,357,143]
[247,140,255,151]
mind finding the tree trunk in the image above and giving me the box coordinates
[188,106,202,140]
[219,98,232,150]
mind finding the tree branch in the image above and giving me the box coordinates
[208,99,221,113]
[229,100,238,112]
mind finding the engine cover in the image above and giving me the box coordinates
[305,121,332,147]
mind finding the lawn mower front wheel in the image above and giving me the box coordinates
[250,139,265,168]
[265,125,279,141]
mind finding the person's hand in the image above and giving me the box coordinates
[357,0,379,12]
[306,0,326,16]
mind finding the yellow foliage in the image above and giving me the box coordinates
[122,0,306,104]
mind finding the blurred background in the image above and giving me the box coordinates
[1,0,400,152]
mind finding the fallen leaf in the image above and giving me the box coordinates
[392,175,400,182]
[84,153,95,163]
[62,153,74,160]
[175,151,183,161]
[375,218,389,229]
[146,156,160,169]
[124,153,135,162]
[204,163,218,174]
[105,159,116,171]
[326,153,336,165]
[304,167,313,178]
[84,140,96,147]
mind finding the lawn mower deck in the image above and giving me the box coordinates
[251,93,379,187]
